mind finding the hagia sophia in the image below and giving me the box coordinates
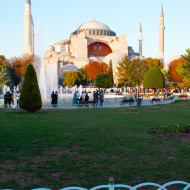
[24,0,166,82]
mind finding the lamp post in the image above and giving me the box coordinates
[137,69,141,99]
[137,69,141,106]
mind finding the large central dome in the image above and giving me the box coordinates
[72,19,116,36]
[78,20,111,31]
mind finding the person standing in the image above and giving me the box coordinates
[76,91,80,104]
[55,91,58,107]
[72,92,77,105]
[99,90,104,106]
[94,90,100,106]
[16,91,20,108]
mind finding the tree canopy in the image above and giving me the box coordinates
[0,68,13,89]
[175,49,190,87]
[143,67,165,89]
[94,74,113,88]
[116,57,149,87]
[145,58,164,69]
[85,61,108,79]
[63,71,87,88]
[10,55,34,80]
[168,57,185,82]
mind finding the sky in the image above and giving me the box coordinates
[0,0,190,63]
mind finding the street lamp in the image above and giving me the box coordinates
[137,69,141,106]
[137,69,141,99]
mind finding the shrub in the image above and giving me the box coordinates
[19,63,42,112]
[143,67,165,89]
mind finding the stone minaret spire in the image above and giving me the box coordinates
[24,0,33,55]
[31,17,34,55]
[159,2,165,62]
[139,22,143,57]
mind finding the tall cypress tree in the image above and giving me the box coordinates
[19,63,42,112]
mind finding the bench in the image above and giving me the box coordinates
[121,99,135,105]
[179,94,188,98]
[79,101,94,107]
[151,98,161,102]
[116,92,122,95]
[144,94,150,99]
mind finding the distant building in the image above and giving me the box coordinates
[24,1,166,82]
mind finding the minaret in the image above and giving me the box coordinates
[24,0,33,55]
[159,2,165,62]
[31,17,34,55]
[139,22,143,57]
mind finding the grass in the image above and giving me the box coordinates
[0,100,190,190]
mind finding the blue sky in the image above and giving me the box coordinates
[0,0,190,62]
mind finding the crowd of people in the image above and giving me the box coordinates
[4,90,20,108]
[72,89,105,106]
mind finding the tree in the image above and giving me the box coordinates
[78,68,87,85]
[6,66,21,86]
[0,55,9,71]
[0,68,13,89]
[177,49,190,87]
[143,67,165,92]
[85,61,108,80]
[95,74,113,88]
[108,59,113,75]
[10,55,34,80]
[168,57,185,82]
[145,58,164,69]
[177,61,190,87]
[63,71,87,88]
[19,63,42,113]
[116,57,149,87]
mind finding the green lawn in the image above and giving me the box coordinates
[0,101,190,190]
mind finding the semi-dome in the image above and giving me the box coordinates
[61,64,79,70]
[72,19,116,36]
[103,52,127,78]
[103,52,126,66]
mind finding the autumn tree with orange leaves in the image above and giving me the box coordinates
[11,55,34,79]
[168,57,185,82]
[85,62,108,80]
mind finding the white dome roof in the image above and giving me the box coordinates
[61,64,79,70]
[78,20,111,31]
[103,52,126,66]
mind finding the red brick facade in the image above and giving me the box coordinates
[88,42,112,57]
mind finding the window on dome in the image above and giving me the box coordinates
[93,52,95,56]
[105,47,107,50]
[89,47,91,50]
[100,46,103,50]
[93,45,95,50]
[101,52,103,56]
[97,52,99,56]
